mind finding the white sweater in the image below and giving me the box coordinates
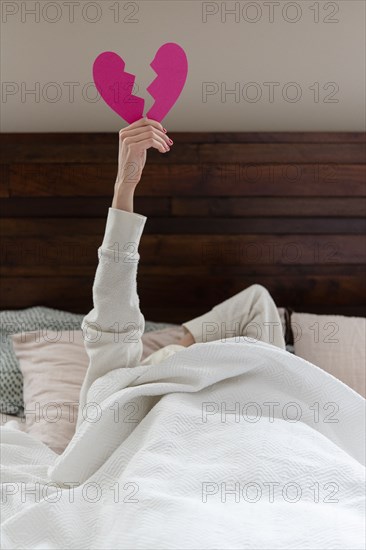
[76,207,184,429]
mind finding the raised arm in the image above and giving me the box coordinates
[76,117,173,428]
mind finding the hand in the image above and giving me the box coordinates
[178,327,196,347]
[112,117,173,212]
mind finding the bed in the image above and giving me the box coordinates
[0,132,365,549]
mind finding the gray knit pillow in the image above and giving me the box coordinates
[0,306,178,416]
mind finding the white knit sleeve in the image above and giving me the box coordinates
[76,207,147,428]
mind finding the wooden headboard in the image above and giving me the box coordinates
[1,132,365,322]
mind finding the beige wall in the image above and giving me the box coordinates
[1,0,365,132]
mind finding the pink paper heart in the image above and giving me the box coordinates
[92,43,188,124]
[93,51,144,124]
[146,43,188,122]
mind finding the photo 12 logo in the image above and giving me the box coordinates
[201,2,340,24]
[201,480,340,503]
[1,1,140,24]
[202,81,340,104]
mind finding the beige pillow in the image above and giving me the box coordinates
[11,326,185,453]
[291,312,366,397]
[11,329,90,454]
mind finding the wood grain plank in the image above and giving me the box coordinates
[8,164,365,197]
[0,197,170,217]
[199,144,366,164]
[2,263,365,278]
[0,218,106,236]
[139,235,365,265]
[0,135,197,164]
[2,134,365,163]
[9,164,118,196]
[1,234,364,265]
[0,165,10,198]
[171,197,366,217]
[0,277,93,312]
[1,132,365,162]
[137,275,366,308]
[143,218,366,234]
[2,216,365,235]
[1,275,364,312]
[2,196,365,218]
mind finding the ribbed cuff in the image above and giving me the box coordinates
[182,308,222,343]
[101,207,147,250]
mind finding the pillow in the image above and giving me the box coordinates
[1,307,85,415]
[10,326,184,453]
[11,329,90,454]
[0,305,177,415]
[291,312,366,397]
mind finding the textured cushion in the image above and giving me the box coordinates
[1,307,85,415]
[0,305,177,415]
[11,330,89,453]
[291,312,366,397]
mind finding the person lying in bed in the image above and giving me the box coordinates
[77,115,286,413]
[3,117,363,550]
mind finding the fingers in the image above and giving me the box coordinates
[123,116,164,134]
[127,132,169,154]
[133,130,170,152]
[121,124,171,148]
[119,117,173,151]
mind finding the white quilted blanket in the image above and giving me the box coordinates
[1,337,365,549]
